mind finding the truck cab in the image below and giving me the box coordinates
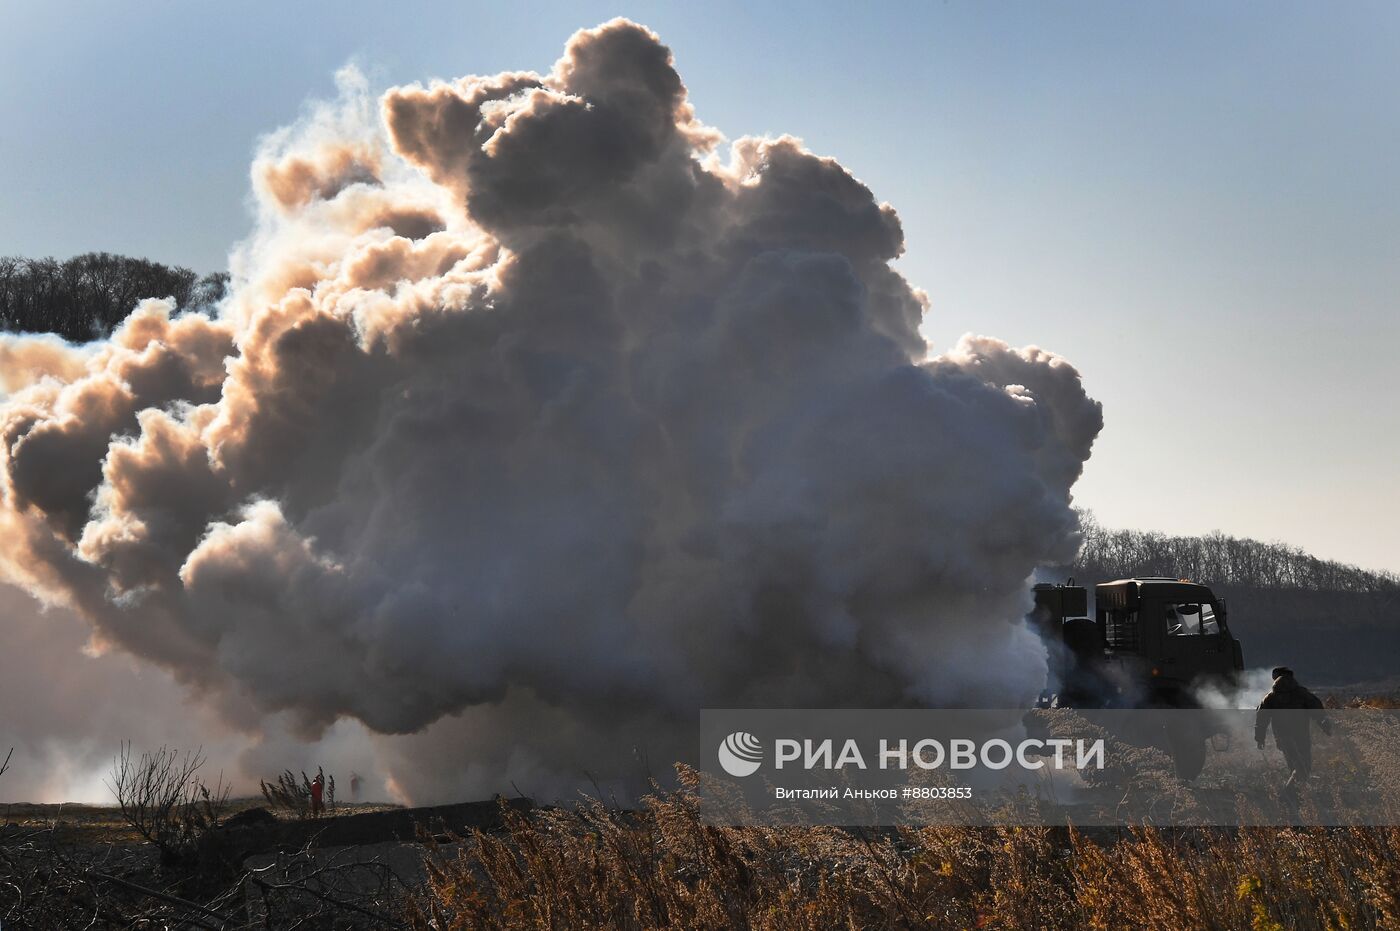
[1096,578,1244,699]
[1033,577,1245,707]
[1030,577,1245,778]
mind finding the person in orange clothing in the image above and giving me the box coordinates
[310,773,325,817]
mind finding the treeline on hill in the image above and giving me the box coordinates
[1074,512,1400,593]
[1068,514,1400,685]
[0,253,227,342]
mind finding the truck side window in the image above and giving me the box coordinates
[1198,603,1220,635]
[1105,609,1137,649]
[1167,603,1220,636]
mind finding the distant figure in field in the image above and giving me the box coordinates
[310,773,325,817]
[1255,666,1331,787]
[350,772,362,803]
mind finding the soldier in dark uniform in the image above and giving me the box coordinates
[1255,666,1332,787]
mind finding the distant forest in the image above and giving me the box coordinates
[0,252,226,342]
[1074,513,1399,593]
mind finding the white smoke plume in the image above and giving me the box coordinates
[0,583,389,803]
[1195,668,1278,711]
[0,20,1101,802]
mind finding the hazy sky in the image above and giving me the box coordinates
[3,1,1397,572]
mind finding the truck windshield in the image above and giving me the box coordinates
[1166,603,1220,636]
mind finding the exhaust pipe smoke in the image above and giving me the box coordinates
[0,20,1101,801]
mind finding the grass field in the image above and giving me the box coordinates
[405,768,1400,931]
[2,689,1398,928]
[0,797,402,846]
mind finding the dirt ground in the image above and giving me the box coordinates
[0,797,403,846]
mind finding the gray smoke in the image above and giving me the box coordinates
[0,20,1101,802]
[0,583,396,804]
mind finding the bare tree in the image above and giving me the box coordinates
[1072,510,1399,594]
[107,742,229,865]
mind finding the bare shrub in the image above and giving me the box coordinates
[106,742,229,865]
[1,829,409,928]
[2,744,403,927]
[261,769,310,818]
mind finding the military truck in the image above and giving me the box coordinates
[1028,577,1246,777]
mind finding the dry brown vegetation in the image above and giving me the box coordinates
[409,770,1400,931]
[7,747,1400,928]
[261,766,337,819]
[1,747,407,929]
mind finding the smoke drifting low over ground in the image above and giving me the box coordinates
[0,20,1100,802]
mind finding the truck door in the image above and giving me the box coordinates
[1160,600,1232,681]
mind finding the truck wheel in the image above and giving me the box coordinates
[1168,723,1207,780]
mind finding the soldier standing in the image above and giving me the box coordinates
[310,773,325,817]
[1255,666,1332,787]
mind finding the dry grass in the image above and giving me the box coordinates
[0,797,399,847]
[408,768,1400,931]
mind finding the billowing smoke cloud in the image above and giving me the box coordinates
[0,583,388,804]
[0,20,1101,802]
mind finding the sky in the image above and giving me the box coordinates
[3,0,1398,572]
